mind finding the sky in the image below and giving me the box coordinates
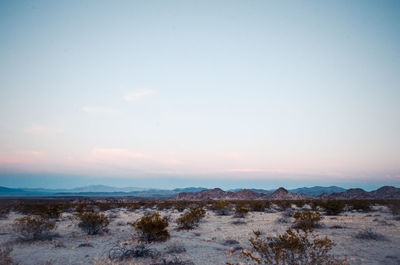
[0,0,399,190]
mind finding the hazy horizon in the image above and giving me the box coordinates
[1,1,399,189]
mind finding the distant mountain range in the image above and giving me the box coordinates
[0,185,208,197]
[174,187,311,201]
[0,185,399,200]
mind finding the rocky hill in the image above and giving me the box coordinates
[318,186,400,200]
[173,187,310,201]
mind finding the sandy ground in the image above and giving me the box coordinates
[1,205,399,265]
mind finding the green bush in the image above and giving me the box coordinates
[293,211,321,231]
[228,229,348,265]
[176,207,206,230]
[78,211,110,235]
[133,212,170,242]
[13,215,56,240]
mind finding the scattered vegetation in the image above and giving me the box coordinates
[388,201,400,216]
[353,228,387,241]
[108,244,156,260]
[165,243,186,254]
[0,206,11,219]
[176,207,206,230]
[234,204,249,218]
[77,211,110,235]
[13,215,56,240]
[228,229,348,265]
[152,257,195,265]
[0,244,18,265]
[212,200,231,216]
[133,212,170,242]
[349,200,372,212]
[292,211,322,231]
[248,200,270,212]
[321,201,345,215]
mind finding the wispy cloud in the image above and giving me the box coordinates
[82,106,121,114]
[226,152,242,159]
[124,89,155,101]
[90,148,149,160]
[0,150,45,164]
[25,125,63,136]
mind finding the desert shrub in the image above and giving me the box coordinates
[174,201,190,212]
[234,205,249,218]
[349,200,372,212]
[321,201,345,215]
[274,200,292,211]
[16,203,64,219]
[156,201,173,211]
[108,244,156,260]
[176,207,206,230]
[389,201,400,219]
[133,212,170,242]
[212,201,231,216]
[165,242,186,254]
[0,244,18,265]
[153,257,195,265]
[127,202,141,211]
[293,200,307,208]
[228,229,347,265]
[282,208,295,218]
[78,211,110,235]
[293,211,321,231]
[248,201,270,212]
[13,215,56,240]
[0,206,10,219]
[353,228,386,241]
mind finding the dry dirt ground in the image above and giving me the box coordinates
[1,205,399,265]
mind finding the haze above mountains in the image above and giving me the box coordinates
[2,185,399,200]
[0,185,345,197]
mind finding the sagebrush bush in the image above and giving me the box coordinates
[108,244,157,260]
[78,211,110,235]
[0,244,18,265]
[293,211,322,231]
[389,201,400,217]
[15,203,65,219]
[13,215,56,240]
[234,205,249,218]
[353,228,386,241]
[133,212,170,242]
[176,207,206,230]
[349,200,372,212]
[228,229,348,265]
[212,201,231,216]
[321,201,345,215]
[0,206,10,219]
[248,201,270,212]
[275,200,292,211]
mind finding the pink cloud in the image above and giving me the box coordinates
[0,150,45,165]
[25,125,63,136]
[90,148,149,161]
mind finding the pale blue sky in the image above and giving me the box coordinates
[0,0,399,189]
